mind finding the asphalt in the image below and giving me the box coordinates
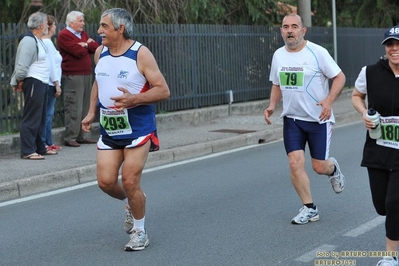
[0,89,361,202]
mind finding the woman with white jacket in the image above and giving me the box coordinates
[41,15,62,152]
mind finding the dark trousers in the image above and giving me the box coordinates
[20,77,48,157]
[62,74,92,142]
[367,168,399,240]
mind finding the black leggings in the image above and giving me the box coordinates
[368,168,399,240]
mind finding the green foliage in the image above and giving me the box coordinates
[188,0,226,24]
[187,0,278,25]
[312,0,399,28]
[243,0,279,25]
[1,0,399,27]
[0,0,27,23]
[355,0,398,27]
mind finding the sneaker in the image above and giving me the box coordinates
[291,206,319,224]
[328,157,345,194]
[124,229,149,251]
[376,256,398,266]
[124,206,134,234]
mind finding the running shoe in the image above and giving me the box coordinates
[328,157,345,194]
[124,206,134,234]
[124,229,149,251]
[376,256,398,266]
[291,206,319,225]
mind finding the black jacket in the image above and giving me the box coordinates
[362,58,399,170]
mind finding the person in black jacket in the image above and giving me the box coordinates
[352,26,399,266]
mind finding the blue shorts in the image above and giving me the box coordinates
[283,117,332,160]
[97,131,160,151]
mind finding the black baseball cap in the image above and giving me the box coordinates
[382,26,399,45]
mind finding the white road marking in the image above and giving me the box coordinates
[144,144,261,173]
[0,144,264,207]
[343,215,385,237]
[0,181,98,207]
[295,244,337,262]
[294,216,385,263]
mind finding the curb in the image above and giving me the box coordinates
[0,89,359,202]
[0,128,283,202]
[0,165,97,202]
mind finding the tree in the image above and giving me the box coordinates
[186,0,279,25]
[1,0,282,26]
[19,0,109,24]
[0,0,26,23]
[355,0,399,27]
[2,0,399,27]
[311,0,399,28]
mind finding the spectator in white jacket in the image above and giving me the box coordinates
[41,15,63,152]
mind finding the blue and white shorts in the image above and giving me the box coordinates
[283,116,332,160]
[97,131,160,151]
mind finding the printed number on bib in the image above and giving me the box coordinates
[376,116,399,149]
[100,108,132,136]
[279,67,305,92]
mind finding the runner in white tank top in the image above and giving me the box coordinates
[81,8,170,251]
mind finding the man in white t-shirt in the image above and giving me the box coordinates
[264,13,346,225]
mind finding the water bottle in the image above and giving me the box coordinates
[366,108,381,139]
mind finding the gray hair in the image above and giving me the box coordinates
[66,11,84,25]
[101,8,134,39]
[27,12,47,30]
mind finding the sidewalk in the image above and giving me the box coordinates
[0,89,360,202]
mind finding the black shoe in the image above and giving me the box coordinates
[76,138,97,144]
[65,140,80,147]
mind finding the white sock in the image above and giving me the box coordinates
[133,216,145,232]
[123,198,129,206]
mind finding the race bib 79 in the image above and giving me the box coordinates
[279,67,305,91]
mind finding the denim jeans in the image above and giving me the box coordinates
[41,85,56,146]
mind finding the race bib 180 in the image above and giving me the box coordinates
[377,116,399,149]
